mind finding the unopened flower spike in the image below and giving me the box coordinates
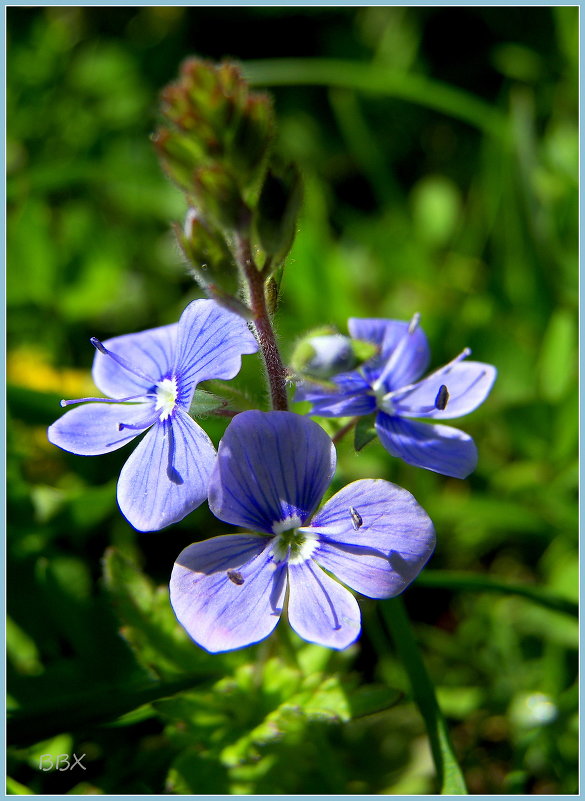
[170,410,435,652]
[295,315,497,479]
[48,300,258,532]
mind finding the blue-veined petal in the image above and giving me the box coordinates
[295,371,375,417]
[376,412,478,479]
[47,401,153,455]
[348,317,430,388]
[208,411,336,534]
[173,300,258,407]
[287,560,361,650]
[392,361,497,420]
[92,324,177,398]
[117,408,216,531]
[309,479,435,599]
[171,535,287,653]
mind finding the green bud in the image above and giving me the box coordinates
[176,211,239,295]
[229,94,275,186]
[255,162,302,264]
[291,330,354,379]
[193,165,250,233]
[290,328,379,379]
[152,127,207,192]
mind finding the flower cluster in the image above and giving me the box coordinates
[46,50,496,655]
[49,298,495,652]
[296,314,497,479]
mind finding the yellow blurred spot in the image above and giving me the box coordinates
[7,346,98,398]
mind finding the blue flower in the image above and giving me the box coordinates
[295,315,497,479]
[48,300,258,532]
[170,410,435,652]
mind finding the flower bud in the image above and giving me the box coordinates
[255,162,302,265]
[176,211,239,296]
[291,329,355,379]
[193,165,251,233]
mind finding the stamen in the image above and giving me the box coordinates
[90,337,156,385]
[117,409,160,432]
[441,347,471,374]
[165,419,183,485]
[349,506,363,531]
[60,394,148,408]
[434,384,449,411]
[407,312,421,335]
[227,569,244,585]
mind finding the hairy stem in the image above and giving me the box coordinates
[236,236,288,411]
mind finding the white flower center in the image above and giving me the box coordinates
[155,377,178,421]
[370,384,395,415]
[271,515,318,565]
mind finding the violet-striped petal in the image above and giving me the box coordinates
[171,535,287,653]
[208,411,336,534]
[173,300,258,407]
[295,371,375,417]
[47,402,153,455]
[309,479,435,599]
[392,361,497,420]
[117,409,216,531]
[376,412,478,479]
[348,317,430,388]
[92,324,177,398]
[287,560,361,650]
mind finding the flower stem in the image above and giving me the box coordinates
[236,235,288,411]
[380,596,467,794]
[331,416,359,444]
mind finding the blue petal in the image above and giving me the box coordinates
[309,479,435,599]
[375,412,478,478]
[92,324,177,398]
[287,560,361,649]
[208,411,336,534]
[348,317,430,388]
[295,371,375,417]
[392,360,497,419]
[173,300,258,407]
[117,409,216,531]
[171,535,287,652]
[48,402,153,455]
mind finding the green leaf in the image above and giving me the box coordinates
[6,776,35,795]
[188,388,230,418]
[8,673,215,748]
[354,414,377,451]
[417,570,578,618]
[381,597,467,794]
[537,308,576,402]
[102,548,217,680]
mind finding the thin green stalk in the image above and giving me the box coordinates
[244,58,508,141]
[331,416,359,444]
[416,570,578,618]
[381,596,467,794]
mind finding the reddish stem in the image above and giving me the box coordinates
[236,236,289,411]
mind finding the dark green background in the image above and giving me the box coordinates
[7,7,577,795]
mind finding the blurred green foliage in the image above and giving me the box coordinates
[7,7,577,795]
